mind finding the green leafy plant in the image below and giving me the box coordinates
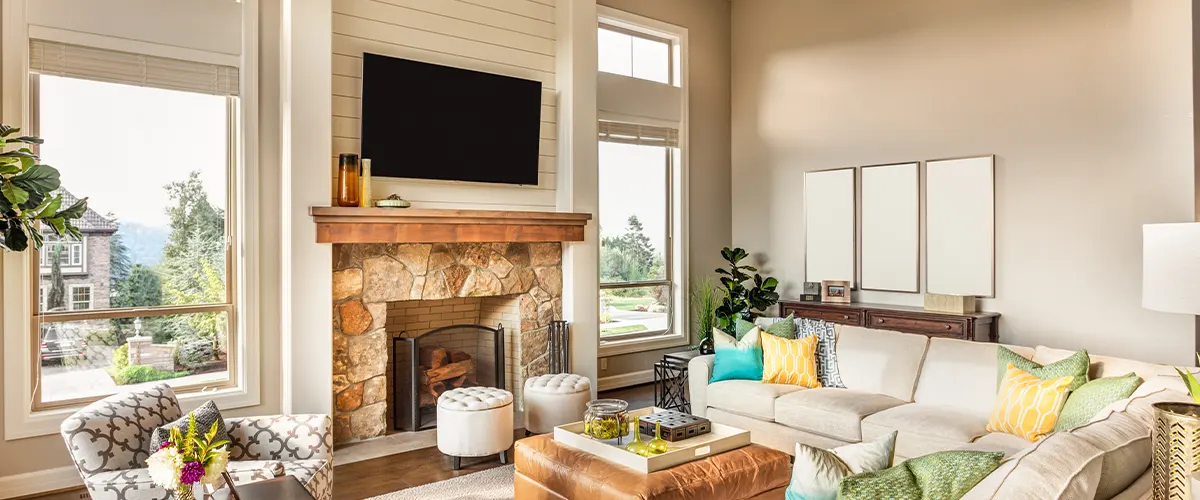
[714,247,779,332]
[107,364,189,385]
[690,278,718,348]
[1175,354,1200,404]
[112,343,130,371]
[0,124,88,251]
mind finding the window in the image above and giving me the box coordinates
[598,26,673,85]
[69,285,92,311]
[28,41,239,408]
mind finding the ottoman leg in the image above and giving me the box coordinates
[500,450,508,464]
[451,456,461,470]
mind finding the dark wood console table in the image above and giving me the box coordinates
[778,300,1000,342]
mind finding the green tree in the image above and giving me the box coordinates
[110,264,165,343]
[619,215,655,274]
[108,217,132,291]
[158,171,226,356]
[47,242,65,311]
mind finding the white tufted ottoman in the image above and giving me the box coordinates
[522,373,592,435]
[436,386,514,470]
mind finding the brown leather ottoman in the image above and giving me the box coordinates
[514,434,791,500]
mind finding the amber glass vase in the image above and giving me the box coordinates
[337,153,361,207]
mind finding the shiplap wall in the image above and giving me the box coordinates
[331,0,558,210]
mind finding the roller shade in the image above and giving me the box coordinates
[30,39,239,96]
[598,121,678,148]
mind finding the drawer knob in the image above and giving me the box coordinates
[842,315,849,320]
[877,319,885,324]
[945,325,952,330]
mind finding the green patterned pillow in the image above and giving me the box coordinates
[1053,372,1142,431]
[736,314,795,340]
[837,451,1004,500]
[996,346,1090,392]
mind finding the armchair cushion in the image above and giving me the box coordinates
[61,383,182,475]
[226,414,333,462]
[149,400,229,454]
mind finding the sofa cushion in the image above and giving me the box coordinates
[961,431,1105,500]
[1071,412,1150,500]
[957,432,1033,457]
[711,327,764,383]
[775,388,906,441]
[1054,373,1142,432]
[761,332,821,387]
[862,404,989,459]
[986,365,1074,442]
[914,339,1031,416]
[999,346,1090,392]
[836,326,929,401]
[707,380,805,421]
[1033,345,1173,381]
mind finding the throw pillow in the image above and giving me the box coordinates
[996,345,1089,392]
[710,327,764,383]
[784,431,897,500]
[986,364,1074,442]
[1053,373,1142,432]
[734,318,756,340]
[739,314,796,340]
[758,316,845,388]
[148,400,228,453]
[838,451,1003,500]
[762,333,821,387]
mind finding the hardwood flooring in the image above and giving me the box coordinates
[332,383,654,500]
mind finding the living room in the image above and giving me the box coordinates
[0,0,1196,499]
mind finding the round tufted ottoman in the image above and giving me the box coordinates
[436,386,514,470]
[523,373,592,435]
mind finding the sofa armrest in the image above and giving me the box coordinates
[689,355,714,417]
[225,415,332,462]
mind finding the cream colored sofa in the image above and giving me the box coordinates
[689,324,1189,500]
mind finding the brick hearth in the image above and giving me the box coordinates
[330,242,563,444]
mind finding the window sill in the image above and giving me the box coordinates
[599,330,689,357]
[4,384,259,440]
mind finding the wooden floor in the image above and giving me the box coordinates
[332,383,654,500]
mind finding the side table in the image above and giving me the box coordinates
[654,350,699,413]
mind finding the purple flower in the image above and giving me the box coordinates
[180,461,205,484]
[157,441,174,452]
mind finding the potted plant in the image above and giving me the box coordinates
[714,247,779,333]
[1152,356,1200,499]
[145,414,231,500]
[690,278,718,354]
[0,123,89,251]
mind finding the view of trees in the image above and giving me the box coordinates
[601,215,664,285]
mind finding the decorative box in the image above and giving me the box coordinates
[638,410,711,442]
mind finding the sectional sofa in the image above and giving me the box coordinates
[688,324,1191,500]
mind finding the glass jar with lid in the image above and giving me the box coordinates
[582,399,630,443]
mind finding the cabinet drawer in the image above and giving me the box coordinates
[866,312,964,336]
[783,306,862,326]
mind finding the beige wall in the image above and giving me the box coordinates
[732,0,1195,365]
[597,0,732,377]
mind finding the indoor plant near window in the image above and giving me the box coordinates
[690,278,718,354]
[714,247,779,333]
[0,123,88,252]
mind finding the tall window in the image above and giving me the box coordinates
[28,41,239,408]
[598,123,678,339]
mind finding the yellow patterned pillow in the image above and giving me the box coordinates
[986,364,1074,442]
[761,332,822,388]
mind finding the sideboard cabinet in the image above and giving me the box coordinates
[778,300,1000,342]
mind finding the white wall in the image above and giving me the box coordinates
[731,0,1196,365]
[330,0,559,211]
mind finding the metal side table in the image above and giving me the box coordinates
[654,350,699,413]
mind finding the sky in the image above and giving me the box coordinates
[37,75,228,228]
[598,142,668,255]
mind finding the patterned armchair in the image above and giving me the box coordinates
[60,384,332,500]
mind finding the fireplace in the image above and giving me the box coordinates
[392,323,505,431]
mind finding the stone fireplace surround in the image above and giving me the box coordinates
[330,242,563,444]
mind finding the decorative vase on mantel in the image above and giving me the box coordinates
[1152,402,1200,500]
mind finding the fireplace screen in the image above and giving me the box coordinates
[392,323,505,431]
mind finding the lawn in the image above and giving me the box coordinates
[601,324,649,335]
[604,296,658,311]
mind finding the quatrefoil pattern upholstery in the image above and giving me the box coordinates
[60,384,333,500]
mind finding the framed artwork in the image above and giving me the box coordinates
[926,155,995,297]
[821,280,851,304]
[804,168,856,287]
[860,162,920,293]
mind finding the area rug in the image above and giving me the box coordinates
[366,465,516,500]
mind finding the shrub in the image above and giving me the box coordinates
[112,343,129,370]
[107,364,188,385]
[175,338,215,369]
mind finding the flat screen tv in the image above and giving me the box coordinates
[360,53,542,185]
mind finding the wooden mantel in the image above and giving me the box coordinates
[310,207,592,244]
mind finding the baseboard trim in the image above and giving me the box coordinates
[597,369,654,392]
[0,466,82,499]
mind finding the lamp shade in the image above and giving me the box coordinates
[1143,223,1200,314]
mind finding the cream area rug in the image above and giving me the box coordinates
[366,465,516,500]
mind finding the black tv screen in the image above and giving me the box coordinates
[360,53,542,185]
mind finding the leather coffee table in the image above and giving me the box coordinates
[514,434,790,500]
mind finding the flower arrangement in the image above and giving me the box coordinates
[146,414,230,500]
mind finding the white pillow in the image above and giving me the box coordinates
[785,431,897,500]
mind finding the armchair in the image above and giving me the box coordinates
[60,384,332,500]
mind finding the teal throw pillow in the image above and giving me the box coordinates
[996,346,1090,392]
[710,327,764,383]
[1053,372,1142,431]
[837,451,1004,500]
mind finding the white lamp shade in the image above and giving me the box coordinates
[1143,223,1200,314]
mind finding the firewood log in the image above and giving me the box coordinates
[426,359,475,383]
[419,347,449,369]
[449,374,468,388]
[448,349,471,363]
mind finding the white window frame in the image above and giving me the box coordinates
[596,7,690,357]
[68,284,92,311]
[1,0,262,440]
[38,236,86,275]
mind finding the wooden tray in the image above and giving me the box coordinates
[552,407,750,473]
